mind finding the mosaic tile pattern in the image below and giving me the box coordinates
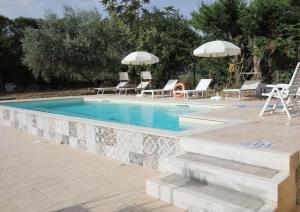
[0,108,180,169]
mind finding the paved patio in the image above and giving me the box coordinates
[1,94,300,211]
[0,125,182,212]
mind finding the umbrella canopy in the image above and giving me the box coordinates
[193,40,241,58]
[121,51,159,65]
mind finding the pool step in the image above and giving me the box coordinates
[146,174,277,212]
[159,152,290,203]
[180,137,297,171]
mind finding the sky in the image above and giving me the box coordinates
[0,0,207,20]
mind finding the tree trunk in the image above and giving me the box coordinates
[253,55,262,80]
[252,39,262,80]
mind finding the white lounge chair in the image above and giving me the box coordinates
[141,79,178,98]
[117,71,152,95]
[173,79,214,99]
[95,72,129,95]
[260,62,300,119]
[223,80,261,100]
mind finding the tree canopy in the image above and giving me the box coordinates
[191,0,300,84]
[22,7,128,83]
[0,0,299,92]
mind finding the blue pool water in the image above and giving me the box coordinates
[1,98,217,131]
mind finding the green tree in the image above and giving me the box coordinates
[239,0,300,81]
[22,7,128,83]
[190,0,246,87]
[100,1,200,87]
[190,0,246,40]
[137,8,200,86]
[0,16,38,92]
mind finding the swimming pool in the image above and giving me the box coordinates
[1,98,220,131]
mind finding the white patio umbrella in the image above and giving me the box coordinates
[193,40,241,57]
[193,40,241,100]
[121,51,159,65]
[121,51,159,89]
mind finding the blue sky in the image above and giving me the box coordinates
[0,0,208,19]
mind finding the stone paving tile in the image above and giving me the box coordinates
[9,188,47,207]
[0,198,20,212]
[0,125,182,212]
[0,179,7,189]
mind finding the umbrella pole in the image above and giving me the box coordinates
[193,60,196,87]
[140,66,142,89]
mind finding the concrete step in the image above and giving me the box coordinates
[146,174,276,212]
[180,137,297,171]
[159,152,289,202]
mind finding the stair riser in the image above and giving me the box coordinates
[159,159,279,202]
[181,138,291,171]
[146,179,254,212]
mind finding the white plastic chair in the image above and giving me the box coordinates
[259,62,300,119]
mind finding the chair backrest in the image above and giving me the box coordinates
[240,80,261,91]
[195,79,212,91]
[119,72,129,82]
[141,71,152,81]
[136,81,150,89]
[288,62,300,97]
[163,80,178,90]
[116,81,128,89]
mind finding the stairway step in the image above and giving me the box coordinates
[146,174,276,212]
[180,137,294,171]
[159,152,289,202]
[178,152,279,178]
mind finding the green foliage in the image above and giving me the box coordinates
[100,1,201,86]
[190,0,246,40]
[22,7,128,82]
[0,16,38,92]
[1,0,299,90]
[136,8,200,86]
[191,0,300,84]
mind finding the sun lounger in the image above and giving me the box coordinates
[117,71,152,95]
[95,72,129,95]
[173,79,214,99]
[141,80,178,98]
[118,81,151,95]
[260,62,300,119]
[223,80,261,100]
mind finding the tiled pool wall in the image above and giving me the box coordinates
[0,107,180,170]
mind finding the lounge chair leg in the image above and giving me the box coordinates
[277,92,291,119]
[260,88,276,117]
